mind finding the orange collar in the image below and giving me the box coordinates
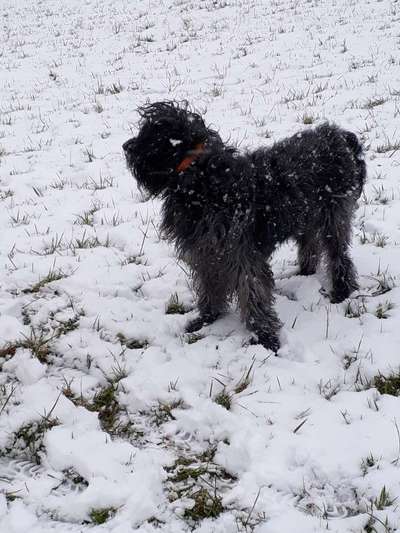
[176,143,205,172]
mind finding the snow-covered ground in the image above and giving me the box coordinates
[1,0,400,531]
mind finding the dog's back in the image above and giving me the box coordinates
[260,123,366,203]
[250,124,366,246]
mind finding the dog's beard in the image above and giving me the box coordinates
[131,165,173,198]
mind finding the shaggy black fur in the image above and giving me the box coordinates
[123,101,366,352]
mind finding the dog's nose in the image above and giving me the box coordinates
[122,139,134,152]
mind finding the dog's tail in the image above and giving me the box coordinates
[343,130,363,159]
[343,130,367,196]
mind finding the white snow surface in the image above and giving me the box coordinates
[1,0,400,531]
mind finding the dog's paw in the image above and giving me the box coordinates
[330,284,359,304]
[185,316,208,333]
[330,292,347,304]
[250,332,280,354]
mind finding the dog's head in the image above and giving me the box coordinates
[123,101,220,196]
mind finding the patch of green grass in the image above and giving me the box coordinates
[234,360,255,394]
[19,328,55,363]
[117,333,148,350]
[370,272,396,297]
[70,231,106,250]
[281,88,308,103]
[147,517,165,527]
[120,254,146,266]
[100,212,126,227]
[0,189,14,201]
[83,146,95,163]
[359,228,369,245]
[299,112,317,124]
[10,417,59,464]
[375,301,394,319]
[74,204,100,226]
[90,384,120,434]
[343,352,358,369]
[318,379,341,400]
[342,336,362,373]
[213,361,255,410]
[361,453,377,476]
[375,233,389,248]
[360,230,389,248]
[93,100,103,113]
[106,81,123,94]
[360,231,390,248]
[376,138,400,154]
[22,268,67,294]
[184,488,224,521]
[372,184,391,205]
[364,515,392,533]
[49,176,69,190]
[362,97,387,109]
[374,371,400,396]
[89,507,117,524]
[5,491,21,502]
[83,174,114,190]
[1,115,12,126]
[92,384,117,409]
[64,382,138,438]
[0,384,17,416]
[34,234,64,256]
[166,293,187,315]
[0,343,18,359]
[344,298,367,318]
[374,486,396,510]
[165,447,234,525]
[9,211,30,226]
[214,389,232,410]
[168,460,208,484]
[150,399,185,426]
[55,314,82,336]
[32,185,46,197]
[1,307,83,363]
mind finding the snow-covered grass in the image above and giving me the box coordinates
[1,0,400,531]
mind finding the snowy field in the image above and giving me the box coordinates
[1,0,400,531]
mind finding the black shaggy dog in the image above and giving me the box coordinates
[123,101,366,352]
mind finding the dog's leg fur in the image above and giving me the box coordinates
[185,264,230,333]
[297,231,321,275]
[237,255,281,352]
[322,203,358,303]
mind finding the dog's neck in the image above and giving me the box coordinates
[176,143,205,173]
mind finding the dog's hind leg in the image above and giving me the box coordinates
[237,256,282,352]
[297,230,321,275]
[322,205,358,303]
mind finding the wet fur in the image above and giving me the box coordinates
[123,101,366,352]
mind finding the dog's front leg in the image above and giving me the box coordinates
[185,266,230,333]
[237,257,282,353]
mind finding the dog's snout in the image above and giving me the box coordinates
[123,139,135,152]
